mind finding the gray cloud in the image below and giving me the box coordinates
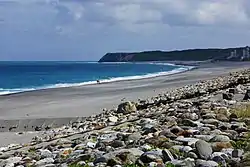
[55,0,250,29]
[0,0,250,60]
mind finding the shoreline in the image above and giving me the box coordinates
[0,62,194,96]
[0,62,249,119]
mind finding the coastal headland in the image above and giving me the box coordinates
[0,61,250,167]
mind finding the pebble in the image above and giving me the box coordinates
[35,158,55,166]
[196,159,219,167]
[210,135,230,142]
[108,116,118,123]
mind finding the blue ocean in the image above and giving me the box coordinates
[0,61,192,95]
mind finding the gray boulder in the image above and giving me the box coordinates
[195,140,213,160]
[117,101,137,114]
[210,135,230,142]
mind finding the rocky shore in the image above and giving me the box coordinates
[1,68,250,167]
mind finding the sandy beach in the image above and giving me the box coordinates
[0,61,250,146]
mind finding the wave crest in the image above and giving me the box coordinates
[0,65,194,96]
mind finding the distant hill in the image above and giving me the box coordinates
[98,46,250,62]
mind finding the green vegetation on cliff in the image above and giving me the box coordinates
[99,47,250,62]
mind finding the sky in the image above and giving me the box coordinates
[0,0,250,61]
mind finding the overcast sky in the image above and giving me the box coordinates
[0,0,250,61]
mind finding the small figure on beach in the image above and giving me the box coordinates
[97,80,101,84]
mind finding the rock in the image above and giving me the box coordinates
[142,126,157,135]
[195,140,213,160]
[229,88,236,94]
[148,162,159,167]
[175,137,199,146]
[201,119,220,126]
[236,84,244,93]
[5,164,14,167]
[127,133,142,142]
[243,89,250,100]
[227,100,237,105]
[172,145,193,153]
[223,93,233,100]
[113,165,122,167]
[159,130,177,139]
[178,129,199,137]
[56,138,72,145]
[94,148,143,165]
[210,135,230,142]
[194,135,214,142]
[108,116,118,123]
[170,126,184,135]
[187,152,198,159]
[35,158,54,166]
[0,157,22,167]
[232,149,244,158]
[229,113,238,120]
[243,118,250,125]
[202,113,216,119]
[182,119,199,127]
[241,152,250,167]
[117,101,137,114]
[74,144,86,150]
[235,127,248,133]
[110,140,125,148]
[223,130,238,139]
[196,159,219,167]
[44,164,56,167]
[73,154,92,162]
[170,159,194,167]
[39,149,53,159]
[141,145,152,152]
[86,162,95,167]
[139,150,163,163]
[211,152,229,160]
[205,124,217,130]
[211,142,232,152]
[228,158,241,167]
[87,142,96,149]
[162,149,174,161]
[198,127,212,134]
[216,114,229,122]
[211,155,227,167]
[145,136,172,148]
[139,118,157,127]
[180,113,199,121]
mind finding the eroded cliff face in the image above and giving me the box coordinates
[99,53,136,62]
[98,47,250,62]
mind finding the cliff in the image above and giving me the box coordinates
[99,47,250,62]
